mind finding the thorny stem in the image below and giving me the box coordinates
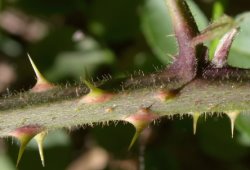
[1,79,250,137]
[0,0,250,144]
[125,0,205,89]
[1,0,250,167]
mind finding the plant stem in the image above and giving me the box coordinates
[1,78,250,137]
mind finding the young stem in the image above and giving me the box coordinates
[165,0,203,83]
[166,0,199,49]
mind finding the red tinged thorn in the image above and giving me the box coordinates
[78,80,114,104]
[9,125,43,167]
[28,53,55,93]
[125,107,159,150]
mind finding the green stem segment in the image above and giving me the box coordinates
[1,79,250,137]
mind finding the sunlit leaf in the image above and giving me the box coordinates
[140,0,208,64]
[228,12,250,68]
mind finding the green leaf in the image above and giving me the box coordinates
[0,153,15,170]
[228,12,250,68]
[140,0,208,64]
[212,1,225,20]
[192,15,236,46]
[46,36,115,81]
[236,114,250,146]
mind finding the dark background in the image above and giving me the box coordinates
[0,0,250,169]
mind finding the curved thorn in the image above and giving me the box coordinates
[16,137,33,167]
[9,125,42,167]
[128,129,141,150]
[34,131,48,167]
[125,108,159,150]
[27,53,49,85]
[28,53,54,92]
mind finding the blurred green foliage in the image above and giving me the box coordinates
[140,0,208,64]
[1,0,250,169]
[228,12,250,68]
